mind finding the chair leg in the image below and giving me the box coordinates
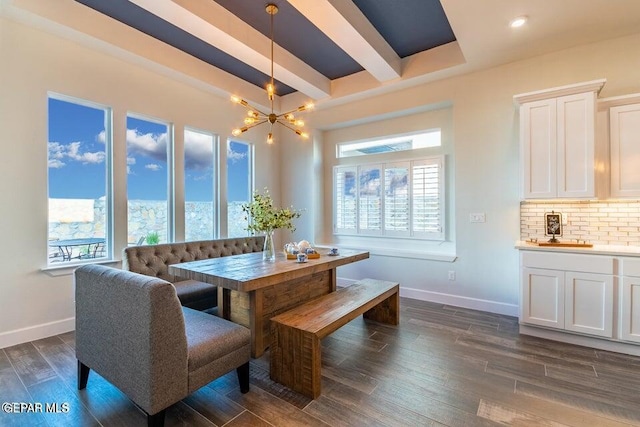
[77,361,90,390]
[147,409,165,427]
[236,362,250,393]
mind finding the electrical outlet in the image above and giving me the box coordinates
[470,213,486,223]
[448,271,456,281]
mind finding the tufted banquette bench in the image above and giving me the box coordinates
[122,236,264,311]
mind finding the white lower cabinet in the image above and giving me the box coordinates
[620,258,640,343]
[564,272,613,338]
[521,251,614,338]
[522,267,564,329]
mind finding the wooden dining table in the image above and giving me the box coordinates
[168,249,369,357]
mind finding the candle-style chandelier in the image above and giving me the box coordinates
[231,3,314,144]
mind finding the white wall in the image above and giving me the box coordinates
[0,18,280,348]
[283,32,640,316]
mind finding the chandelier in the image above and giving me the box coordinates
[231,3,314,144]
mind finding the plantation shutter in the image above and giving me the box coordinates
[384,163,410,236]
[358,165,382,234]
[412,157,444,239]
[334,166,357,233]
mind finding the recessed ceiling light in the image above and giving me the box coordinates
[510,16,528,28]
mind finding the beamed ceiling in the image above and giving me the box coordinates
[2,0,640,115]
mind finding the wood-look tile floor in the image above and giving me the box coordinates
[3,297,640,426]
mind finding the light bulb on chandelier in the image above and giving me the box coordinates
[230,3,314,145]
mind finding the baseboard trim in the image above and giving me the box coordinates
[337,278,518,317]
[519,324,640,357]
[1,281,518,349]
[0,317,75,350]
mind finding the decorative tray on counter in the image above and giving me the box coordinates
[286,253,320,260]
[526,239,593,248]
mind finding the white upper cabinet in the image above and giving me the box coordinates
[608,97,640,198]
[515,79,605,199]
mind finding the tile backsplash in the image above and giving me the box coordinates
[521,200,640,246]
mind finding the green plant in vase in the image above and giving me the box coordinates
[241,188,302,261]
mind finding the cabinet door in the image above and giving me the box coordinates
[557,92,595,198]
[522,267,564,328]
[610,103,640,198]
[564,272,613,338]
[620,277,640,343]
[521,99,557,198]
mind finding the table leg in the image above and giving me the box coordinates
[221,288,231,320]
[250,291,262,358]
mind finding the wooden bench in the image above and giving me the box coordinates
[269,278,399,398]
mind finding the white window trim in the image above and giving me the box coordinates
[336,128,442,158]
[46,93,114,267]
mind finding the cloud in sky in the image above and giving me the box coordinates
[97,130,106,144]
[227,145,248,163]
[145,163,162,171]
[126,157,136,175]
[184,130,214,171]
[127,129,168,163]
[48,141,105,168]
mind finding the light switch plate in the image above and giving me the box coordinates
[470,213,486,223]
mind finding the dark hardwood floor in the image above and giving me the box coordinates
[2,297,640,426]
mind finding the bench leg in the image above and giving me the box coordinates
[270,324,322,399]
[363,288,399,325]
[147,409,166,427]
[236,362,250,393]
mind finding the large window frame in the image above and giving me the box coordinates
[184,127,219,242]
[226,139,254,238]
[126,113,174,245]
[47,93,113,266]
[334,155,445,241]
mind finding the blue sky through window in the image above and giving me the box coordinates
[49,98,250,202]
[48,98,107,199]
[227,141,249,202]
[126,116,168,200]
[184,129,214,202]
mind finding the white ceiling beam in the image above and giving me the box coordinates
[129,0,330,100]
[287,0,401,82]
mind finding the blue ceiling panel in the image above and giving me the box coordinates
[213,0,364,80]
[352,0,456,57]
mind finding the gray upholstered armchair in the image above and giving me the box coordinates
[75,264,251,427]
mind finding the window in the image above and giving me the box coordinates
[337,130,441,158]
[184,128,217,241]
[334,156,444,240]
[126,115,171,245]
[227,140,253,237]
[47,94,111,264]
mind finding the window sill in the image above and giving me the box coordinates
[41,259,120,277]
[316,243,456,262]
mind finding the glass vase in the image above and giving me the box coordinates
[263,230,276,262]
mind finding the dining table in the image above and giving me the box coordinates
[168,248,369,357]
